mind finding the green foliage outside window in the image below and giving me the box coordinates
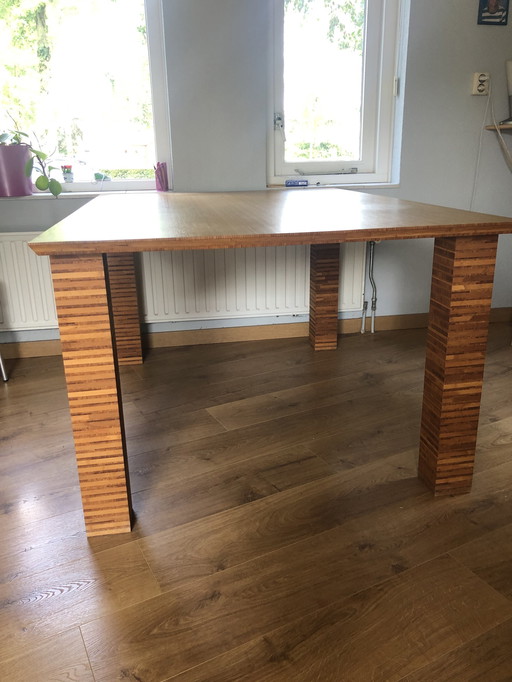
[284,0,365,52]
[1,0,155,183]
[282,0,365,164]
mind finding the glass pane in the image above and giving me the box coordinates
[283,0,365,163]
[0,0,155,183]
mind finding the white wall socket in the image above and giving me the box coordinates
[472,72,490,96]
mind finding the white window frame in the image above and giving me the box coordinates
[269,0,403,187]
[29,0,171,194]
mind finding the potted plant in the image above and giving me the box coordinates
[0,130,32,197]
[0,130,62,197]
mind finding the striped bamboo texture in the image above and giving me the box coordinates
[29,191,512,256]
[50,254,132,535]
[106,253,143,366]
[418,235,498,495]
[309,244,341,350]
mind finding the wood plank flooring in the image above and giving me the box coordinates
[2,325,512,681]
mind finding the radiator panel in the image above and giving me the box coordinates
[0,232,57,330]
[0,234,365,331]
[140,243,365,322]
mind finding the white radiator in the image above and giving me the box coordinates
[140,243,365,322]
[0,232,57,330]
[0,233,365,332]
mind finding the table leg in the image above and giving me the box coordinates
[309,244,340,350]
[106,253,143,365]
[419,234,498,495]
[51,254,132,535]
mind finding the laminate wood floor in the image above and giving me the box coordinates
[2,325,512,681]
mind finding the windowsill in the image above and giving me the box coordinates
[268,182,401,190]
[0,188,159,200]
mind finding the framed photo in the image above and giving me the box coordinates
[478,0,509,24]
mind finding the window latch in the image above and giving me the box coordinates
[274,112,284,131]
[274,112,286,141]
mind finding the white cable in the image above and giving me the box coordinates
[490,85,512,172]
[470,84,492,211]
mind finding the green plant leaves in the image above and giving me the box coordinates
[35,175,49,190]
[1,130,30,144]
[48,178,62,197]
[13,135,63,197]
[25,156,34,176]
[34,176,62,196]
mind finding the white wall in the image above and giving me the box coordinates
[159,0,512,315]
[364,0,512,314]
[163,0,269,192]
[0,195,92,233]
[2,0,512,325]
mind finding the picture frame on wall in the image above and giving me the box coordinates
[478,0,509,25]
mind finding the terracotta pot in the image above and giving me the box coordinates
[0,144,33,197]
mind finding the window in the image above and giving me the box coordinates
[0,0,170,191]
[269,0,403,186]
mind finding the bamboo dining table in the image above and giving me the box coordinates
[29,188,512,536]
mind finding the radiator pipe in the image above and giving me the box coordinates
[360,299,368,334]
[368,241,377,333]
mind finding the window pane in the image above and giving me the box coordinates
[1,0,155,183]
[283,0,365,163]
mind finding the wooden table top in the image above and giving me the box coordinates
[29,188,512,256]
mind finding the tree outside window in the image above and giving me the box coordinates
[0,0,156,185]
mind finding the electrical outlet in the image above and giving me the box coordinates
[472,72,490,96]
